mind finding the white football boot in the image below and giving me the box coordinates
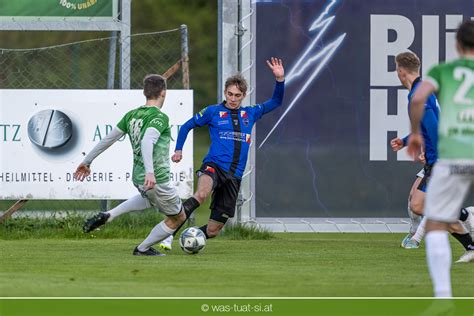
[455,250,474,263]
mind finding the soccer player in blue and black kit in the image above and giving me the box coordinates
[391,52,474,251]
[391,52,440,248]
[159,58,284,249]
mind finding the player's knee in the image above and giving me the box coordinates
[194,190,210,204]
[409,200,424,216]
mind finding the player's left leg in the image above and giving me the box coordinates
[449,222,474,263]
[200,211,229,239]
[199,176,241,239]
[83,194,150,233]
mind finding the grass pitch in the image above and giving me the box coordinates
[1,233,472,297]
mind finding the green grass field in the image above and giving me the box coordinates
[1,233,472,297]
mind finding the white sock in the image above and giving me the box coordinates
[106,194,150,222]
[426,231,452,298]
[412,217,427,243]
[408,204,422,235]
[137,221,175,252]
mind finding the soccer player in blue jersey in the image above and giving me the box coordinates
[158,58,284,250]
[392,52,473,250]
[391,52,440,248]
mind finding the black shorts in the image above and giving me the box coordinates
[417,163,433,192]
[197,162,241,218]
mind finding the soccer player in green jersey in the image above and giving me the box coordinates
[408,20,474,297]
[74,74,186,256]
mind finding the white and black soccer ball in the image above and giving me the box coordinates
[179,227,206,254]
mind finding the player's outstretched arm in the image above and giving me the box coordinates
[173,117,198,163]
[258,58,285,116]
[73,127,125,181]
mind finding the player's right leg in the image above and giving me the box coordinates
[460,206,474,236]
[424,161,472,297]
[83,194,150,233]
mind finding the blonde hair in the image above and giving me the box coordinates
[224,74,248,94]
[395,52,420,73]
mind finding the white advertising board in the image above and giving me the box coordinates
[0,89,193,199]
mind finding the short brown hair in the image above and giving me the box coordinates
[457,20,474,50]
[224,74,248,95]
[395,52,420,73]
[143,74,166,99]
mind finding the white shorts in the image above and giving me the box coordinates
[137,182,182,216]
[425,160,474,223]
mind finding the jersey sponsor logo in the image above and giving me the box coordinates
[149,117,164,127]
[219,111,229,118]
[218,131,251,143]
[205,166,216,173]
[240,110,248,118]
[459,108,474,123]
[450,164,474,175]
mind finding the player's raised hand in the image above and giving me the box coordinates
[407,133,424,161]
[266,57,284,82]
[390,138,404,151]
[74,163,91,181]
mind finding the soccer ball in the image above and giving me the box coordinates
[179,227,206,254]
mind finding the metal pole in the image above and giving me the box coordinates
[217,0,223,103]
[100,30,118,212]
[180,24,190,89]
[180,24,193,226]
[119,0,131,89]
[107,31,117,89]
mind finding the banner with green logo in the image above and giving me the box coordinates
[0,0,118,21]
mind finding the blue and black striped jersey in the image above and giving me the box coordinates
[176,81,285,178]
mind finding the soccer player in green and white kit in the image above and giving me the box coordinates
[408,20,474,297]
[74,74,186,256]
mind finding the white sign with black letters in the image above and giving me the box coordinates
[0,89,193,199]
